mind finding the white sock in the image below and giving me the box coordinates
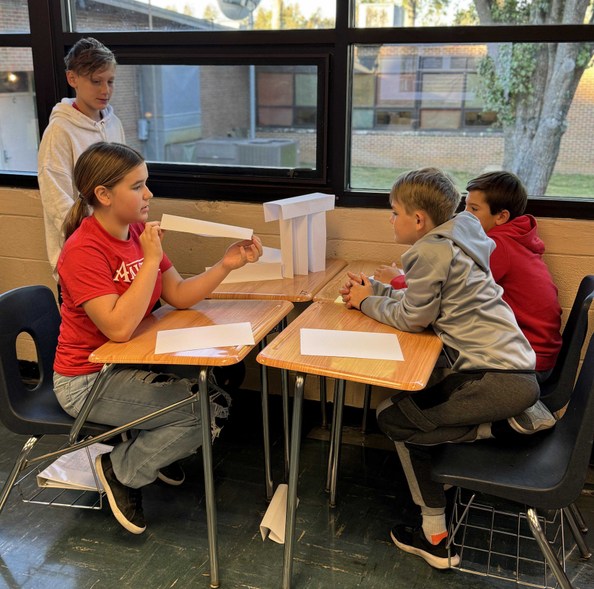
[422,512,447,545]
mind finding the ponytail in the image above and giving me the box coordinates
[62,195,91,243]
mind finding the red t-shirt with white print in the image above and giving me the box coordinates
[54,215,172,376]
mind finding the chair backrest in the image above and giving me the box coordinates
[0,285,64,434]
[539,331,594,507]
[540,275,594,413]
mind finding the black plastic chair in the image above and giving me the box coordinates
[540,274,594,414]
[0,285,197,515]
[431,332,594,589]
[0,285,110,513]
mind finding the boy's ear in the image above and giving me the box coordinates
[94,185,111,207]
[494,209,511,226]
[66,70,77,89]
[415,210,431,232]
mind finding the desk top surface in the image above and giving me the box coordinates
[313,259,383,303]
[90,299,293,367]
[256,301,442,391]
[209,258,347,302]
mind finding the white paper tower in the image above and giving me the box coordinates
[263,193,335,277]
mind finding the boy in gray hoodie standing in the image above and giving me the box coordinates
[38,37,125,277]
[340,168,539,570]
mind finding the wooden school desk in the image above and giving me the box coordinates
[313,259,392,429]
[313,259,383,303]
[256,301,443,589]
[90,298,293,589]
[209,258,347,302]
[209,257,348,479]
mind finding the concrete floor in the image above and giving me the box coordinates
[0,390,593,589]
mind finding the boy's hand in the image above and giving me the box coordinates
[221,235,263,271]
[341,271,373,309]
[374,262,403,284]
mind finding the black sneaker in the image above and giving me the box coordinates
[95,453,146,535]
[390,524,459,569]
[157,461,185,486]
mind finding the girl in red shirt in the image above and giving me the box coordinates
[54,141,262,534]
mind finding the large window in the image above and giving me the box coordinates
[1,0,593,218]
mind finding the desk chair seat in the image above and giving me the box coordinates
[0,285,110,514]
[431,332,594,589]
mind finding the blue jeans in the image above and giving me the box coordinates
[54,366,203,488]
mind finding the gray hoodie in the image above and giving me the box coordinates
[37,98,125,275]
[361,211,536,372]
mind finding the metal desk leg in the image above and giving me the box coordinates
[361,384,371,434]
[329,380,346,508]
[320,377,327,429]
[259,340,274,502]
[282,369,290,482]
[325,380,340,492]
[199,368,219,589]
[283,374,305,589]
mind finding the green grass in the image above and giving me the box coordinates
[351,166,594,199]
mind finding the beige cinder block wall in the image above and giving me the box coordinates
[2,186,594,408]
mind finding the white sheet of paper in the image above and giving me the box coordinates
[207,261,283,284]
[307,211,327,272]
[279,218,294,278]
[263,192,335,221]
[260,484,299,544]
[161,213,253,240]
[260,246,282,263]
[37,443,113,491]
[292,215,309,275]
[155,323,255,354]
[300,328,404,361]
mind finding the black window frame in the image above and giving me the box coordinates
[0,0,593,219]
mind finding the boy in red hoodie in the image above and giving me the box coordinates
[376,171,562,433]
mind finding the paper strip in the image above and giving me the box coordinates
[161,213,253,240]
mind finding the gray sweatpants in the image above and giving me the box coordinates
[376,368,539,514]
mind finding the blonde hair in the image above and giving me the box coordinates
[64,37,116,76]
[390,167,461,227]
[62,142,144,242]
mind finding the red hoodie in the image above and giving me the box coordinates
[487,215,562,371]
[390,214,562,371]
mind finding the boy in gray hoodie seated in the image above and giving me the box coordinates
[340,168,539,571]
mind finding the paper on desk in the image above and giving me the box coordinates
[160,213,253,240]
[206,247,283,283]
[37,443,113,491]
[155,323,255,354]
[300,328,404,361]
[260,484,299,544]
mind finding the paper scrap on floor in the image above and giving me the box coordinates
[260,484,299,544]
[160,213,253,240]
[37,443,113,491]
[155,322,255,354]
[300,328,404,361]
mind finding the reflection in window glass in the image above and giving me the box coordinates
[0,0,30,33]
[0,48,38,173]
[354,0,589,27]
[69,0,335,32]
[350,43,594,200]
[111,64,317,170]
